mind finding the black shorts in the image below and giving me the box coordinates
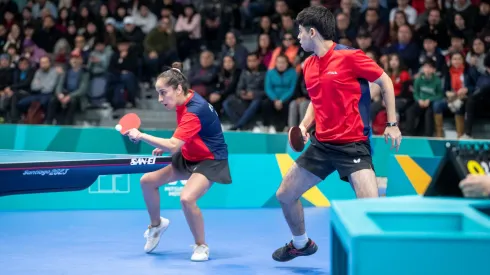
[171,151,232,184]
[295,132,374,182]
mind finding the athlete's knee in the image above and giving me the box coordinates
[180,192,197,208]
[276,187,289,204]
[276,163,319,204]
[140,173,155,188]
[276,179,298,204]
[140,169,174,188]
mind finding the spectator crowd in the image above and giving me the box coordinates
[0,0,489,139]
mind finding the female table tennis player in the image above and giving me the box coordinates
[124,68,232,262]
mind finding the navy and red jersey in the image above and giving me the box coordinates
[303,43,384,143]
[172,90,228,162]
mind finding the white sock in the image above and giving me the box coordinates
[292,233,308,249]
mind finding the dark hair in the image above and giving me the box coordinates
[453,12,465,22]
[394,10,408,24]
[423,34,438,42]
[450,30,465,40]
[247,52,259,59]
[387,53,407,74]
[422,58,436,69]
[365,8,379,14]
[470,37,486,55]
[281,12,294,20]
[428,7,440,14]
[296,6,335,41]
[40,55,51,63]
[157,68,190,95]
[183,4,196,23]
[221,55,236,75]
[219,56,238,85]
[257,33,275,53]
[449,51,465,60]
[280,32,295,54]
[171,61,183,71]
[448,51,466,68]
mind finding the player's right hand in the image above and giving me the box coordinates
[152,148,164,156]
[299,125,310,144]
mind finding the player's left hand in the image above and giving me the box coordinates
[274,100,283,110]
[459,175,490,198]
[383,126,402,151]
[152,148,164,156]
[124,128,142,143]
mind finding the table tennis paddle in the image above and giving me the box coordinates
[288,126,305,152]
[115,113,141,134]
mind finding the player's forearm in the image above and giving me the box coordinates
[299,102,315,129]
[374,72,397,123]
[140,133,180,154]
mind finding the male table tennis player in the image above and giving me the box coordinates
[124,68,232,262]
[271,6,402,262]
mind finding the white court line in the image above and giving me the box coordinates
[88,174,131,194]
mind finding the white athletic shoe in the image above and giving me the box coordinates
[143,217,170,253]
[190,244,209,261]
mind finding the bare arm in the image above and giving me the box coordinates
[369,82,382,102]
[373,72,397,123]
[136,112,200,154]
[139,134,184,154]
[299,102,315,130]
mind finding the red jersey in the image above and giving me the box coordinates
[172,90,228,162]
[303,43,384,143]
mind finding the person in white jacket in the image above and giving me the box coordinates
[131,1,158,34]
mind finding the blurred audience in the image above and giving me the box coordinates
[0,0,488,139]
[404,59,442,136]
[45,49,89,125]
[262,54,297,133]
[223,52,265,131]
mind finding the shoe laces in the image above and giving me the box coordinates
[191,244,208,254]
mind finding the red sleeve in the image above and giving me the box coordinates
[172,112,201,142]
[350,50,384,82]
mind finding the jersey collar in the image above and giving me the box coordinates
[177,90,194,111]
[316,42,336,60]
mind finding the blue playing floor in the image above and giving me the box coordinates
[0,208,331,275]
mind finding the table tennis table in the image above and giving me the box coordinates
[0,149,171,196]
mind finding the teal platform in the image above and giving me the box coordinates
[330,195,490,275]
